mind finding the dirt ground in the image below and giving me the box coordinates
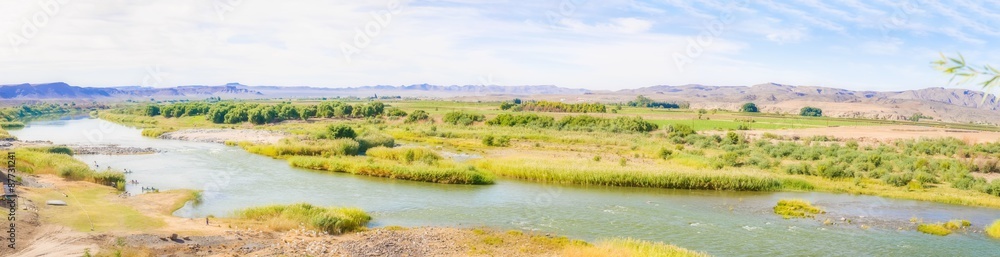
[158,129,288,144]
[741,125,1000,144]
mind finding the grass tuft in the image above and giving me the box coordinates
[773,199,824,219]
[232,203,370,235]
[987,220,1000,239]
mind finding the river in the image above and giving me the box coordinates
[9,117,1000,256]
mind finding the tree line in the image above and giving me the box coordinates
[141,101,387,125]
[486,113,658,133]
[501,100,606,113]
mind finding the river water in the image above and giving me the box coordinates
[9,117,1000,256]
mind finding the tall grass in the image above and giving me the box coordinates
[917,223,952,236]
[773,199,824,219]
[365,146,441,164]
[0,127,13,141]
[9,148,125,190]
[288,156,494,185]
[987,220,1000,239]
[232,203,370,234]
[242,138,359,158]
[141,127,176,138]
[356,133,395,153]
[0,121,25,129]
[475,158,781,191]
[562,238,708,257]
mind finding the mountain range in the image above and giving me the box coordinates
[1,82,997,125]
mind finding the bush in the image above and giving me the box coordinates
[323,124,356,139]
[482,135,511,147]
[233,203,370,234]
[356,133,395,153]
[485,113,555,128]
[740,102,758,113]
[884,172,913,187]
[667,124,696,138]
[443,112,485,125]
[404,110,430,123]
[657,148,673,159]
[917,223,952,236]
[800,106,823,117]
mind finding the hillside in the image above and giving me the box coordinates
[2,82,998,125]
[617,83,1000,125]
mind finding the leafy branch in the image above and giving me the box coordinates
[933,52,999,103]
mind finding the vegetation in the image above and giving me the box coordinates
[443,111,485,125]
[564,238,708,257]
[131,100,388,125]
[917,223,954,236]
[773,199,824,219]
[232,203,370,234]
[511,100,606,113]
[0,127,14,141]
[934,53,999,100]
[987,219,1000,239]
[627,95,688,109]
[289,156,494,185]
[8,148,125,190]
[486,113,658,133]
[800,107,823,117]
[740,102,758,113]
[404,110,430,123]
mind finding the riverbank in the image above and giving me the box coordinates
[158,129,289,144]
[9,174,705,256]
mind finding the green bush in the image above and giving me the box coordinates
[404,110,430,123]
[323,124,356,139]
[800,107,823,117]
[356,133,395,153]
[443,112,485,125]
[482,135,511,147]
[740,102,758,113]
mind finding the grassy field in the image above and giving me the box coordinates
[23,179,164,232]
[91,99,1000,209]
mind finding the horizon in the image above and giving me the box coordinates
[2,1,999,92]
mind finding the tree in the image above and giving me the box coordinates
[740,102,758,113]
[144,105,160,116]
[800,107,822,117]
[934,53,999,103]
[325,124,356,139]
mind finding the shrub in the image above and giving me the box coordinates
[356,133,395,153]
[485,113,555,128]
[443,112,485,125]
[482,135,511,147]
[667,124,696,138]
[657,148,673,159]
[404,110,430,123]
[800,106,823,117]
[322,124,357,139]
[233,203,370,234]
[884,172,913,187]
[740,102,758,113]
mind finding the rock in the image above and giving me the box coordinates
[45,200,67,206]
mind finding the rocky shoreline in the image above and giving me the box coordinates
[70,145,160,155]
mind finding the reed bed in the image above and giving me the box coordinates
[9,148,125,190]
[365,146,441,163]
[987,220,1000,239]
[563,237,709,257]
[140,127,176,138]
[232,203,370,234]
[773,199,824,219]
[288,156,494,185]
[242,138,359,158]
[475,157,781,191]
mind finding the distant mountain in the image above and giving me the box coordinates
[2,81,998,125]
[0,82,589,100]
[0,82,263,100]
[619,83,1000,124]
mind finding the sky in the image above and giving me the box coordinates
[1,0,998,91]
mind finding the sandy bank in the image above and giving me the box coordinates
[159,129,288,144]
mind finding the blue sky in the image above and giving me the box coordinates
[1,0,998,91]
